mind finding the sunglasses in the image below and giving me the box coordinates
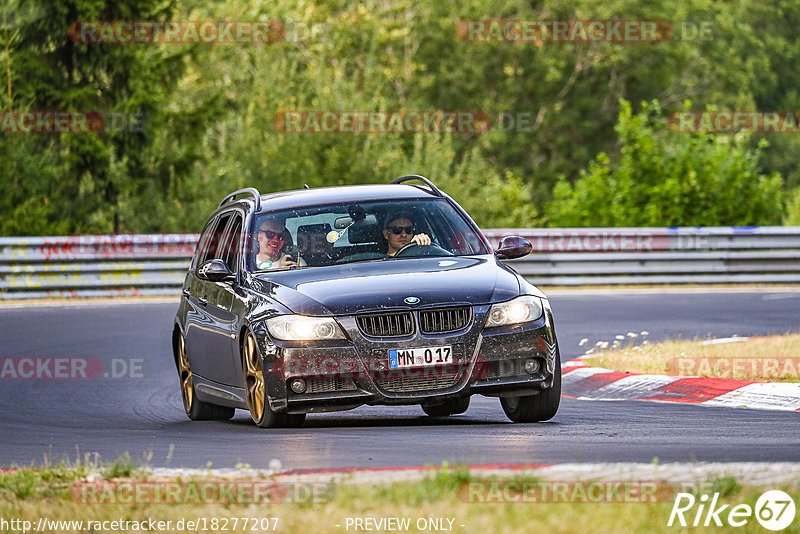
[259,230,285,241]
[387,225,416,235]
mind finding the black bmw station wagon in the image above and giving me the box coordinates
[172,176,561,427]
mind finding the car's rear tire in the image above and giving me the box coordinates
[500,351,561,423]
[242,331,306,428]
[177,333,235,421]
[422,397,470,417]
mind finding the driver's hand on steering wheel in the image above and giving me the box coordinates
[277,254,299,268]
[412,233,431,247]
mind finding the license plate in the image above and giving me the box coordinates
[388,346,453,369]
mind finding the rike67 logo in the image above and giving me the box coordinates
[668,490,796,531]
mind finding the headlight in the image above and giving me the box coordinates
[265,315,346,341]
[486,296,544,327]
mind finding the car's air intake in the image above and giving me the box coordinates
[419,306,472,334]
[375,369,461,392]
[357,311,415,337]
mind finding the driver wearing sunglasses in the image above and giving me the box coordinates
[256,218,306,270]
[382,210,431,256]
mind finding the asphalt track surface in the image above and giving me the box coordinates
[1,290,799,469]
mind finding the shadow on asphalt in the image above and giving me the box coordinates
[198,412,564,430]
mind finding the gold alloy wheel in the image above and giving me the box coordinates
[177,334,193,412]
[243,332,265,422]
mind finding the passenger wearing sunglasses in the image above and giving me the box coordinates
[382,211,431,256]
[256,218,306,270]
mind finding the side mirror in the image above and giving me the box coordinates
[197,259,235,282]
[495,236,532,260]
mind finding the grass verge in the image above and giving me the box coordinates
[580,333,800,382]
[1,464,798,533]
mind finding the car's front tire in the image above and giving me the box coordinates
[500,351,561,423]
[177,333,235,421]
[242,331,306,428]
[421,397,470,417]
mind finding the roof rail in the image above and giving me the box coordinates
[219,188,262,211]
[390,175,444,197]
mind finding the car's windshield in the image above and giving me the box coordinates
[248,198,490,271]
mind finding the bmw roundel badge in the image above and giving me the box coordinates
[404,296,420,305]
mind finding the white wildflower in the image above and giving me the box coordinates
[579,338,589,347]
[615,335,625,340]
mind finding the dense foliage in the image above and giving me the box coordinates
[1,0,798,234]
[547,100,784,227]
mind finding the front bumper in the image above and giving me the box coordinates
[253,302,559,414]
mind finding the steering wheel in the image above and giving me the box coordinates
[394,241,419,256]
[395,242,453,257]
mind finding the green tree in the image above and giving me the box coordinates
[547,99,784,227]
[784,187,800,226]
[0,0,218,235]
[157,0,539,232]
[3,0,799,235]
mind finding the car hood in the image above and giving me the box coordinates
[249,255,523,316]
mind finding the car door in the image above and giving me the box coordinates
[180,215,216,340]
[205,213,247,386]
[184,212,233,383]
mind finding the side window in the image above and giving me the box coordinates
[192,218,217,269]
[427,203,483,254]
[450,230,483,254]
[416,211,437,244]
[221,216,243,273]
[197,213,231,267]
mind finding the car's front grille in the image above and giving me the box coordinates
[374,368,461,393]
[419,306,472,334]
[305,377,357,394]
[357,312,414,337]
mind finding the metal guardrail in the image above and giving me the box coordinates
[485,227,800,285]
[0,234,197,299]
[1,227,799,299]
